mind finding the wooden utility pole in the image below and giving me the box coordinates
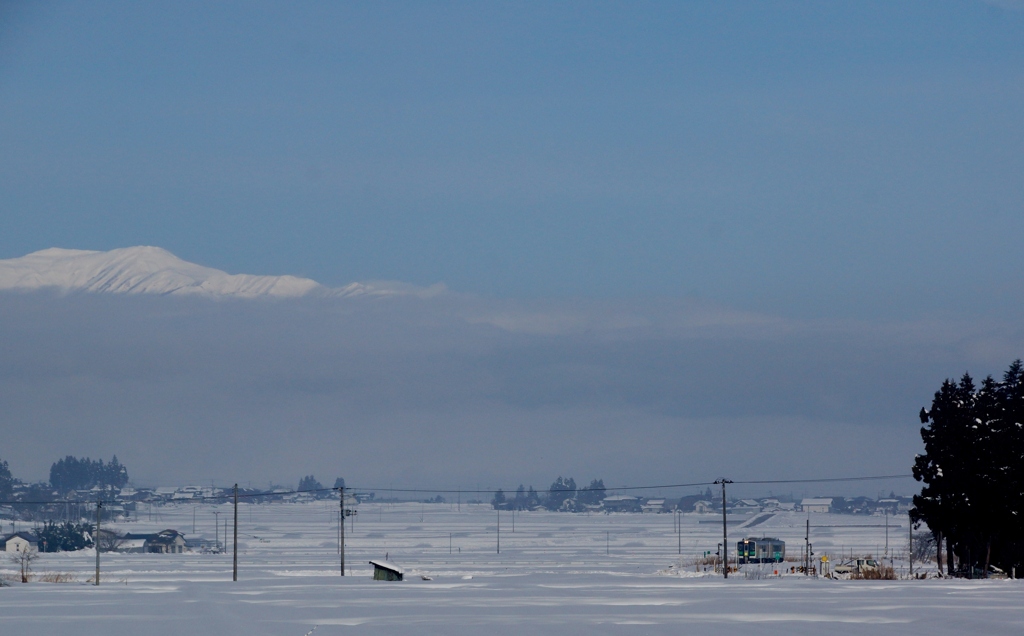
[805,518,810,576]
[339,486,345,576]
[233,484,238,581]
[497,509,500,554]
[95,501,102,586]
[715,479,731,578]
[909,516,914,578]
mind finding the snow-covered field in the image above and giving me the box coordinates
[2,502,1021,634]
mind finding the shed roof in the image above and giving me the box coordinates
[368,560,404,574]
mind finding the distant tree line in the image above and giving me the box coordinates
[912,359,1024,577]
[49,455,129,492]
[296,475,345,498]
[493,477,606,511]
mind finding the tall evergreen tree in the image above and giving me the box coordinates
[578,479,607,505]
[545,476,576,510]
[526,486,540,508]
[913,362,1024,576]
[512,484,527,510]
[299,475,323,491]
[0,457,12,501]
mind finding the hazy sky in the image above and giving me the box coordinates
[1,2,1023,494]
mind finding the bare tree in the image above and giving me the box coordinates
[910,531,937,563]
[96,528,127,552]
[9,548,39,583]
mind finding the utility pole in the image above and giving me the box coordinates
[339,486,346,576]
[193,507,196,535]
[213,511,220,552]
[805,518,810,576]
[909,515,914,578]
[95,501,102,586]
[497,509,500,554]
[233,484,238,582]
[677,510,682,555]
[715,479,732,579]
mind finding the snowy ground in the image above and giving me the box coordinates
[2,502,1022,635]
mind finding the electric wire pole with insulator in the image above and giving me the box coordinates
[714,479,732,579]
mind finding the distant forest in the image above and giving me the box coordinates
[49,455,129,492]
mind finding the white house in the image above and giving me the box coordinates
[731,499,760,514]
[2,531,38,552]
[801,498,833,513]
[693,500,714,514]
[602,495,641,512]
[641,499,666,513]
[121,529,187,553]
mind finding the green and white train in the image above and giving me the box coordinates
[736,537,786,564]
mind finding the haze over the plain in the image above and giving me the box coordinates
[1,2,1022,493]
[1,246,1019,494]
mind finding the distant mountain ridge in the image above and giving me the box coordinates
[0,246,436,299]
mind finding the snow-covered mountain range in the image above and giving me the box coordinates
[0,246,434,299]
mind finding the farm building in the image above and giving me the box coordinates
[602,495,641,513]
[2,531,38,552]
[693,500,714,514]
[641,499,666,513]
[736,537,786,564]
[801,498,832,513]
[121,529,187,553]
[370,560,403,581]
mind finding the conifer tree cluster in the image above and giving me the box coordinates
[49,456,129,492]
[35,520,93,552]
[912,359,1024,576]
[492,477,606,511]
[298,475,323,491]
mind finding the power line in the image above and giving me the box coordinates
[732,474,912,485]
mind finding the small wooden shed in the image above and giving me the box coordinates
[369,560,404,581]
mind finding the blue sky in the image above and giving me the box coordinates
[3,1,1023,317]
[2,2,1024,488]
